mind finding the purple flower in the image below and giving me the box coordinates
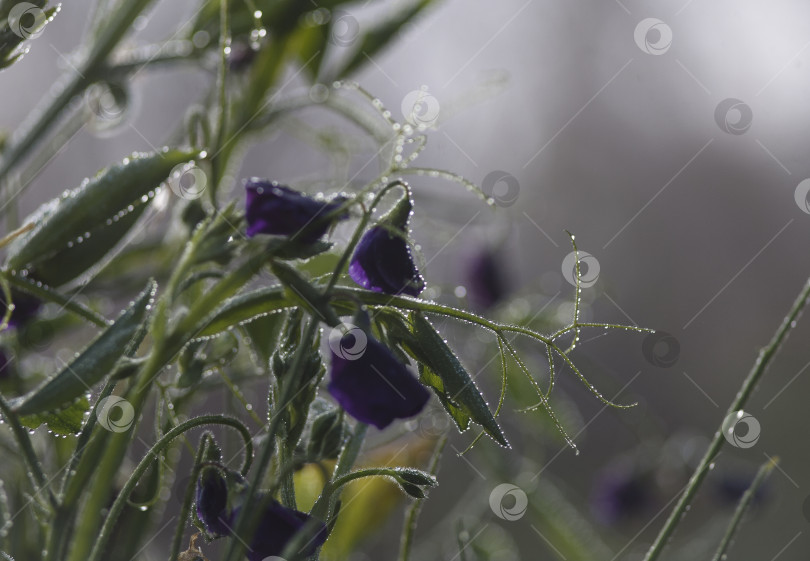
[195,468,231,536]
[348,226,425,296]
[466,248,507,310]
[195,468,327,558]
[591,467,653,525]
[245,179,347,243]
[328,334,429,429]
[0,289,41,329]
[712,469,769,507]
[234,501,327,561]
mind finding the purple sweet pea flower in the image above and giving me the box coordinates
[245,179,347,243]
[328,334,429,429]
[348,226,425,297]
[233,500,328,561]
[195,468,231,536]
[590,466,653,525]
[0,289,41,329]
[466,248,507,310]
[195,468,327,558]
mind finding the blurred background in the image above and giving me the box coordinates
[3,0,810,559]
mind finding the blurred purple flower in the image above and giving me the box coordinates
[328,335,429,429]
[712,469,769,507]
[0,289,41,329]
[466,248,507,310]
[348,226,425,296]
[591,467,653,525]
[195,467,327,558]
[245,179,347,243]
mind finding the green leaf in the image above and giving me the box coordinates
[241,310,287,368]
[196,286,289,338]
[0,2,58,71]
[12,281,156,416]
[418,363,471,431]
[269,261,340,326]
[410,312,508,447]
[374,308,471,432]
[6,148,199,286]
[334,0,438,79]
[18,395,90,436]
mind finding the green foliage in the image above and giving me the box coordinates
[11,280,154,416]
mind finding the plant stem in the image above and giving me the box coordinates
[710,457,776,561]
[168,434,212,561]
[643,275,810,561]
[210,0,230,205]
[0,0,158,200]
[399,435,446,561]
[221,318,320,561]
[87,415,252,561]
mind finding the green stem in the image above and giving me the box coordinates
[643,275,810,561]
[168,433,214,561]
[324,180,406,293]
[221,318,320,561]
[210,0,230,204]
[329,467,404,489]
[399,435,446,561]
[710,458,776,561]
[0,0,158,199]
[277,437,297,509]
[309,422,368,522]
[87,415,252,561]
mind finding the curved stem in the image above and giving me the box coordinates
[168,433,214,561]
[87,415,252,561]
[324,180,407,293]
[643,275,810,561]
[710,457,776,561]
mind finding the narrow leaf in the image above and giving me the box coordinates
[18,395,90,436]
[12,280,156,416]
[6,149,199,285]
[410,312,508,447]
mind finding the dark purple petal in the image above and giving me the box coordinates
[0,290,41,329]
[328,335,429,429]
[233,497,327,561]
[466,249,507,310]
[590,467,653,525]
[245,179,346,243]
[712,469,769,507]
[348,226,425,296]
[196,468,231,536]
